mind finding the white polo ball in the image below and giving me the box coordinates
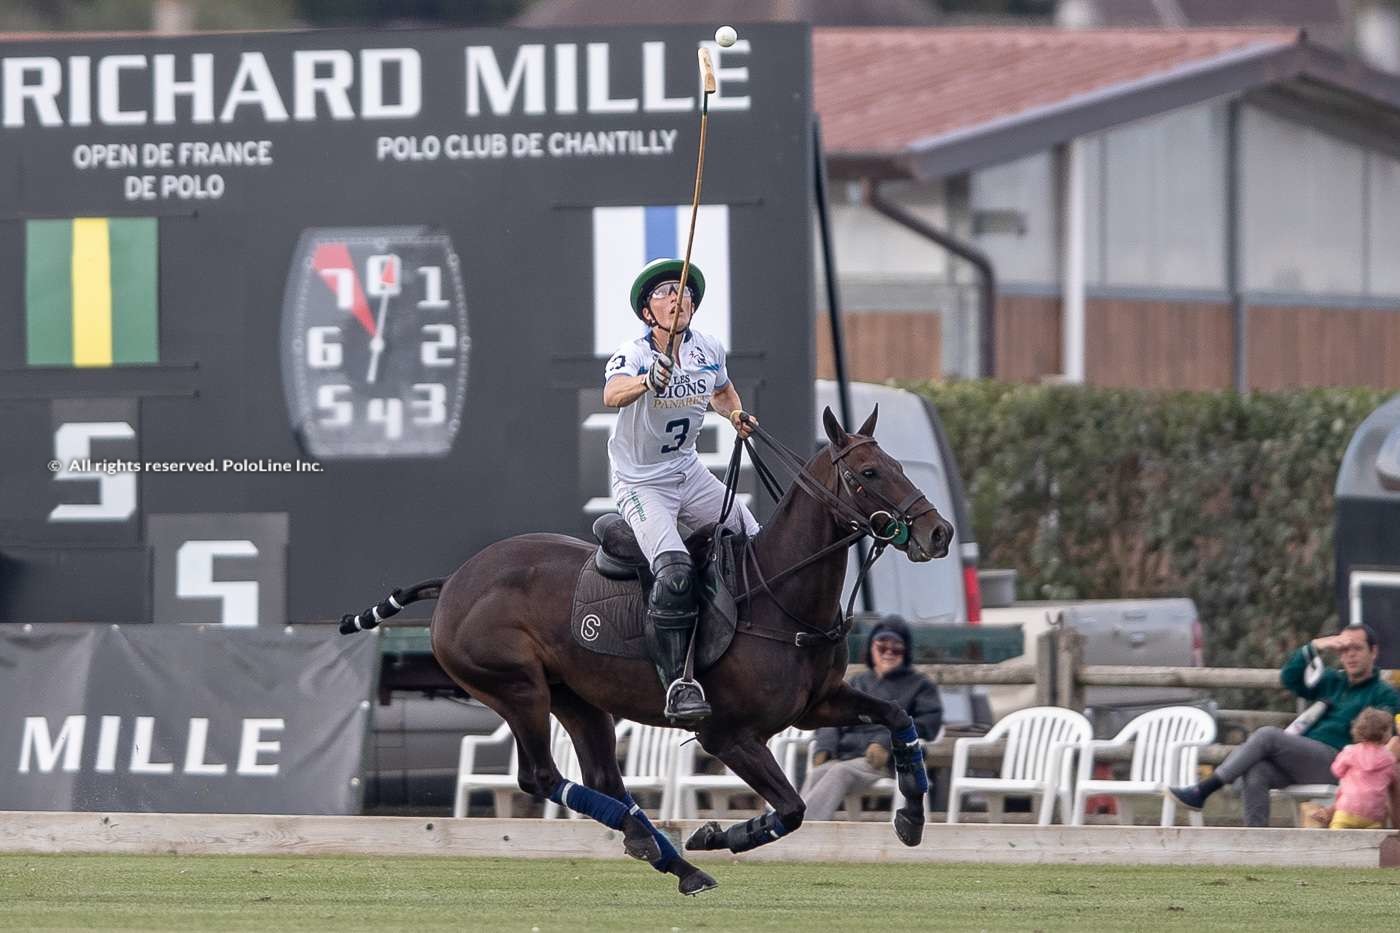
[715,25,738,48]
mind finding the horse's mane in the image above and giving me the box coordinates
[747,443,838,549]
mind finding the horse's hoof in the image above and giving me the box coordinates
[620,818,662,863]
[678,867,718,896]
[624,835,662,862]
[893,810,924,847]
[684,820,724,851]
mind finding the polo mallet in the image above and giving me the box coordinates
[662,47,718,362]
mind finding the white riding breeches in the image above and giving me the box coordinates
[612,458,760,567]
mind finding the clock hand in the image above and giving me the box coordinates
[366,290,391,384]
[312,243,376,337]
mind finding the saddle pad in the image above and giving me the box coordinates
[570,558,648,658]
[570,555,735,672]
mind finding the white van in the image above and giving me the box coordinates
[815,380,981,625]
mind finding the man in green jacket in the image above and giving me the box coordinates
[1169,624,1400,826]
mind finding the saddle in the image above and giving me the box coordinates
[571,514,741,672]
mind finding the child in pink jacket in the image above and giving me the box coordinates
[1327,707,1398,829]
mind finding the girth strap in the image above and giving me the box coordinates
[739,619,846,648]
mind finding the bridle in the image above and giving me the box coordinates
[717,415,938,648]
[830,437,939,546]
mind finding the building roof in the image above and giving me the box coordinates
[515,0,937,27]
[815,27,1400,180]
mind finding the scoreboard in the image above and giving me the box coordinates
[0,25,815,625]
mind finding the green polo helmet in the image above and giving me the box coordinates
[629,258,706,321]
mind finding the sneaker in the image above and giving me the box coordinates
[1166,784,1206,811]
[665,679,711,723]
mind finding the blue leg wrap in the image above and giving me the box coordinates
[891,724,929,794]
[622,794,680,871]
[548,780,628,830]
[723,810,789,853]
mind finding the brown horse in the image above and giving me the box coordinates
[341,407,954,895]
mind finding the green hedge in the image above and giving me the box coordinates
[908,382,1391,671]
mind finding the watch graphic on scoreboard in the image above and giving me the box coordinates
[280,227,470,458]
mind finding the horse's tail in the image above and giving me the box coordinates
[338,578,445,634]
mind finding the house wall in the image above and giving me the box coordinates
[1248,304,1400,388]
[822,99,1400,389]
[815,311,943,383]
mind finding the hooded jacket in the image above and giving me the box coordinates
[1331,742,1399,824]
[812,617,944,766]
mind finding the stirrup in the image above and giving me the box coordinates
[664,678,710,722]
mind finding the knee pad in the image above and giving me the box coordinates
[649,551,694,612]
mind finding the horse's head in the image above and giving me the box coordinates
[820,405,954,562]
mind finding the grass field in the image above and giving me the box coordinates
[3,855,1399,931]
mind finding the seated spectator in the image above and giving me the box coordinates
[1303,708,1397,829]
[800,618,942,820]
[1169,624,1400,826]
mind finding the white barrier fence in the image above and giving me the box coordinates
[0,812,1396,868]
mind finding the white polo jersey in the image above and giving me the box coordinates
[605,329,730,485]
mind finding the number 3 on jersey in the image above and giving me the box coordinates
[660,417,690,453]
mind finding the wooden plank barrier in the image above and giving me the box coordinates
[913,662,1283,691]
[0,812,1394,868]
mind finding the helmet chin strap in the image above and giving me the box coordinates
[645,309,692,339]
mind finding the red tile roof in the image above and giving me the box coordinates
[814,28,1297,157]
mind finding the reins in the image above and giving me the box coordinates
[717,416,932,649]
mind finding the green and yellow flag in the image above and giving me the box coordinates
[25,217,159,367]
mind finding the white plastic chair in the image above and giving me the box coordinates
[544,719,686,820]
[1271,783,1337,826]
[542,717,585,819]
[620,722,686,819]
[453,722,518,818]
[947,707,1092,825]
[1069,706,1216,827]
[671,727,814,820]
[770,726,816,783]
[457,717,683,821]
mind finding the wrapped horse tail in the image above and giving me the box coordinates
[339,578,445,634]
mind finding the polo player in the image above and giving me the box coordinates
[601,258,759,724]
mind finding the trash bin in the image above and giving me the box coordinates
[1335,393,1400,666]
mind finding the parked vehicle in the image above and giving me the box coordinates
[1335,392,1400,665]
[982,599,1209,738]
[815,380,991,731]
[815,380,981,626]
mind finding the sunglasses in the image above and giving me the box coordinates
[873,640,905,655]
[648,281,695,303]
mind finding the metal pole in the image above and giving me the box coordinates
[865,182,998,379]
[1226,99,1247,392]
[813,119,855,429]
[1058,139,1087,384]
[813,119,873,614]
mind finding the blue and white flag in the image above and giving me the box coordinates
[592,205,730,356]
